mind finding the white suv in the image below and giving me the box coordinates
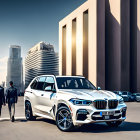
[24,75,127,131]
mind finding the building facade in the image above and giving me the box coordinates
[59,0,140,92]
[6,45,23,94]
[25,42,59,88]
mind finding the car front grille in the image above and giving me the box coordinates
[93,99,118,109]
[93,100,107,109]
[108,99,118,109]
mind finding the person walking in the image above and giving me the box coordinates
[0,85,5,117]
[6,81,18,122]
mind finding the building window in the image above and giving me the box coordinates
[83,10,88,79]
[62,25,67,75]
[72,18,76,76]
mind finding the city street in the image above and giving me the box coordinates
[0,97,140,140]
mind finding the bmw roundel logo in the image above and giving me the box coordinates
[104,98,108,100]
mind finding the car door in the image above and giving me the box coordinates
[29,78,41,110]
[39,76,57,116]
[31,76,47,113]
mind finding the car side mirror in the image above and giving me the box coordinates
[52,88,56,93]
[97,87,101,90]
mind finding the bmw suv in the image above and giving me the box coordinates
[24,75,127,131]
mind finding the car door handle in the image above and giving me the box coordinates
[41,94,44,96]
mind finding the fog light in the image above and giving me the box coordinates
[76,109,89,121]
[122,107,127,117]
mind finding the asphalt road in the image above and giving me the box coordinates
[0,97,140,140]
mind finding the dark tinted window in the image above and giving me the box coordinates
[30,79,38,89]
[36,77,46,90]
[56,77,96,90]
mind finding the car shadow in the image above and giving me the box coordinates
[35,118,140,133]
[73,121,140,133]
[35,117,56,125]
[15,119,28,122]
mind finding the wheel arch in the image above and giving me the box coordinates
[55,100,70,115]
[25,99,31,107]
[57,103,69,110]
[24,99,36,115]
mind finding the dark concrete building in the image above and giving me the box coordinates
[105,0,140,92]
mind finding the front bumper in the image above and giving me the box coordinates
[70,103,127,126]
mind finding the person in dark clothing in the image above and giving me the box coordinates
[6,81,18,122]
[0,85,5,117]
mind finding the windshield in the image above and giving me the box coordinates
[56,77,96,90]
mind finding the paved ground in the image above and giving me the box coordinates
[0,97,140,140]
[0,97,25,119]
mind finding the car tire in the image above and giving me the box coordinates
[56,106,74,132]
[25,101,36,121]
[106,121,122,127]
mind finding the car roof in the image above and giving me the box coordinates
[56,75,85,78]
[35,75,85,78]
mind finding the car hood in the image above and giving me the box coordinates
[58,89,120,101]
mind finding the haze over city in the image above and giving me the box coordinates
[0,0,86,83]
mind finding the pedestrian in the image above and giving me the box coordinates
[0,85,5,117]
[6,81,18,122]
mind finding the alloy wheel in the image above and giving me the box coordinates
[56,107,73,131]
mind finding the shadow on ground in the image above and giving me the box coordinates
[1,117,140,133]
[0,118,27,123]
[35,118,140,133]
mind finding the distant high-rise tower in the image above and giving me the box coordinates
[25,42,59,88]
[6,45,23,94]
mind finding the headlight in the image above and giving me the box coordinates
[69,99,92,106]
[119,98,124,104]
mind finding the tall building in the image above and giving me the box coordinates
[25,41,59,88]
[6,45,23,94]
[59,0,105,89]
[59,0,140,92]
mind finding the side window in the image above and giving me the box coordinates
[36,77,46,90]
[43,76,55,90]
[46,77,55,83]
[30,79,38,89]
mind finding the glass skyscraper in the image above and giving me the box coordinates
[25,41,59,88]
[6,45,23,94]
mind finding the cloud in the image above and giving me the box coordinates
[0,57,8,85]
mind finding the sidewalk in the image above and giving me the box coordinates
[0,97,25,121]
